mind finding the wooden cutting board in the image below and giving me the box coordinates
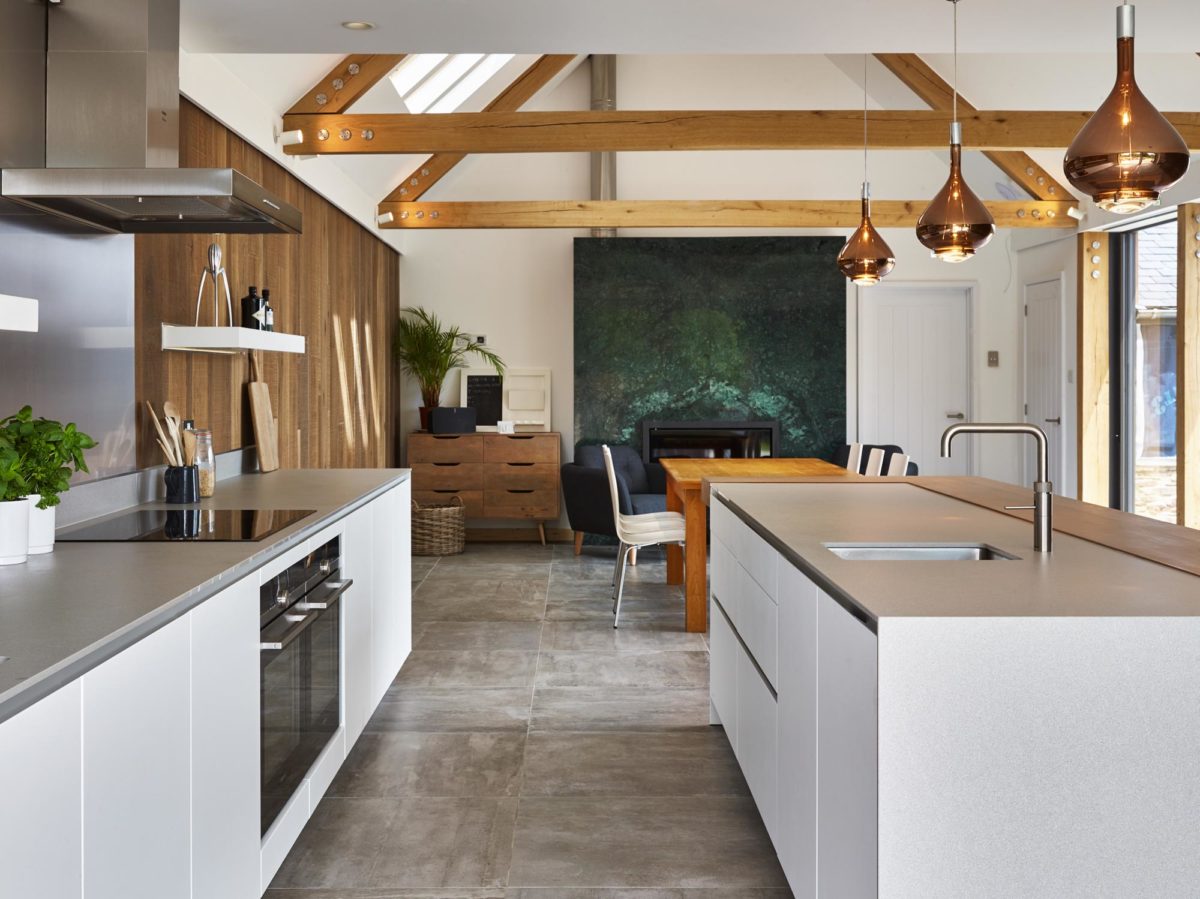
[249,351,279,472]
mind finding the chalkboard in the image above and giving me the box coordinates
[465,374,503,426]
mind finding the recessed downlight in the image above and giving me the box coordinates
[341,20,375,30]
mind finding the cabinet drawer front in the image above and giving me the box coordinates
[736,645,779,839]
[409,434,484,463]
[413,489,484,517]
[484,462,558,491]
[484,434,559,463]
[737,564,779,689]
[733,515,779,603]
[412,462,484,490]
[484,487,559,518]
[709,597,738,751]
[710,535,738,624]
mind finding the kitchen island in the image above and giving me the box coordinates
[0,469,412,899]
[708,478,1200,899]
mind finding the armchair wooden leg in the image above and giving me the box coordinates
[573,531,584,555]
[629,547,638,566]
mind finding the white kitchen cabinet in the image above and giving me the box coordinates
[736,644,778,839]
[735,562,778,690]
[371,482,411,706]
[817,589,878,899]
[776,561,818,899]
[709,596,737,737]
[341,502,375,746]
[0,681,82,899]
[192,574,260,899]
[83,614,191,899]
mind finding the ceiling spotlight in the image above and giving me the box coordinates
[341,21,376,31]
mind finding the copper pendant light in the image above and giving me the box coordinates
[1063,3,1189,214]
[916,0,995,263]
[837,57,896,285]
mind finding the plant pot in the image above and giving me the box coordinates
[26,493,55,555]
[419,406,435,431]
[0,498,30,566]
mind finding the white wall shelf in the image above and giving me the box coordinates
[161,325,305,355]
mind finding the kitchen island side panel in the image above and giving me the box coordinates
[877,616,1200,898]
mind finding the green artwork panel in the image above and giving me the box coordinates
[574,236,846,458]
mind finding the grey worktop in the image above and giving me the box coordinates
[0,468,409,724]
[713,481,1200,629]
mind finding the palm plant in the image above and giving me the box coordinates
[394,307,505,423]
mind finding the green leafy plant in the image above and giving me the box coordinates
[0,406,97,509]
[393,306,505,408]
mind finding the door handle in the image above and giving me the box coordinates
[1044,417,1062,425]
[945,412,965,420]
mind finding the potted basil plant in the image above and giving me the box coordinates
[1,406,96,556]
[0,429,30,565]
[394,306,505,430]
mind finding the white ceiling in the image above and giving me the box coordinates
[181,0,1200,54]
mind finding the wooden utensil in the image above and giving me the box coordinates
[183,428,197,466]
[162,400,185,462]
[145,401,179,466]
[248,350,279,473]
[164,415,184,466]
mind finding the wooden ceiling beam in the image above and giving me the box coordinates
[381,54,577,205]
[875,53,1071,202]
[281,108,1200,155]
[375,199,1075,230]
[287,54,408,116]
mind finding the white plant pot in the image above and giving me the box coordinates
[0,498,30,566]
[27,494,55,555]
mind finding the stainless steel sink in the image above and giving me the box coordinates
[824,543,1019,561]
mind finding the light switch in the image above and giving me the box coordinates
[987,350,999,367]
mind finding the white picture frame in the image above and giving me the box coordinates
[459,366,552,432]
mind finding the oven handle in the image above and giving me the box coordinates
[294,578,353,612]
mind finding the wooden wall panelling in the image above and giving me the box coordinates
[1178,205,1200,528]
[1077,232,1110,506]
[135,99,397,470]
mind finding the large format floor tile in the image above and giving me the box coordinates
[272,542,786,896]
[508,797,789,889]
[521,731,747,798]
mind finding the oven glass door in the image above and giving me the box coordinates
[260,597,341,836]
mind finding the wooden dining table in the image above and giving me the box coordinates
[658,457,858,632]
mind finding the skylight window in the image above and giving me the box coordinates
[389,53,515,114]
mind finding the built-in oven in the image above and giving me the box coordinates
[259,536,351,836]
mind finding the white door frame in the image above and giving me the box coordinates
[846,280,979,476]
[1020,274,1068,489]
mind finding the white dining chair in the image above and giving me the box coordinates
[844,442,865,474]
[884,452,912,476]
[603,445,686,628]
[864,447,886,476]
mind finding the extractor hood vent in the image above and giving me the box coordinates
[0,0,302,235]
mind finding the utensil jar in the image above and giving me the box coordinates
[164,465,200,504]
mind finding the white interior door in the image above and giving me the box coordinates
[858,285,971,476]
[1023,278,1064,488]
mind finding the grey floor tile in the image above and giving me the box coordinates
[415,620,544,651]
[395,650,539,688]
[544,597,685,624]
[270,798,398,889]
[508,797,788,889]
[541,620,706,653]
[535,651,709,689]
[265,890,505,898]
[530,687,711,732]
[415,577,548,622]
[331,732,526,798]
[509,891,792,898]
[521,731,746,798]
[367,797,518,889]
[370,687,533,732]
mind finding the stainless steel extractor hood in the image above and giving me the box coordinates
[0,0,301,235]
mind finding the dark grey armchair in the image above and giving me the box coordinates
[561,445,667,553]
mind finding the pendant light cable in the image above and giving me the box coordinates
[862,54,868,185]
[952,0,958,125]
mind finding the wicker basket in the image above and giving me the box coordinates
[411,495,466,556]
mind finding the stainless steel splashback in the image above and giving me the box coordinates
[0,216,137,481]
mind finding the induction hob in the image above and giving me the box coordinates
[58,508,316,543]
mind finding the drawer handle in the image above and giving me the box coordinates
[506,462,534,467]
[432,435,462,440]
[507,489,535,494]
[433,462,461,467]
[506,435,534,440]
[433,489,461,494]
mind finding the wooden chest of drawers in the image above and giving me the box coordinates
[409,432,561,541]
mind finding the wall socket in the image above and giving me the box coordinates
[987,350,999,367]
[474,334,487,346]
